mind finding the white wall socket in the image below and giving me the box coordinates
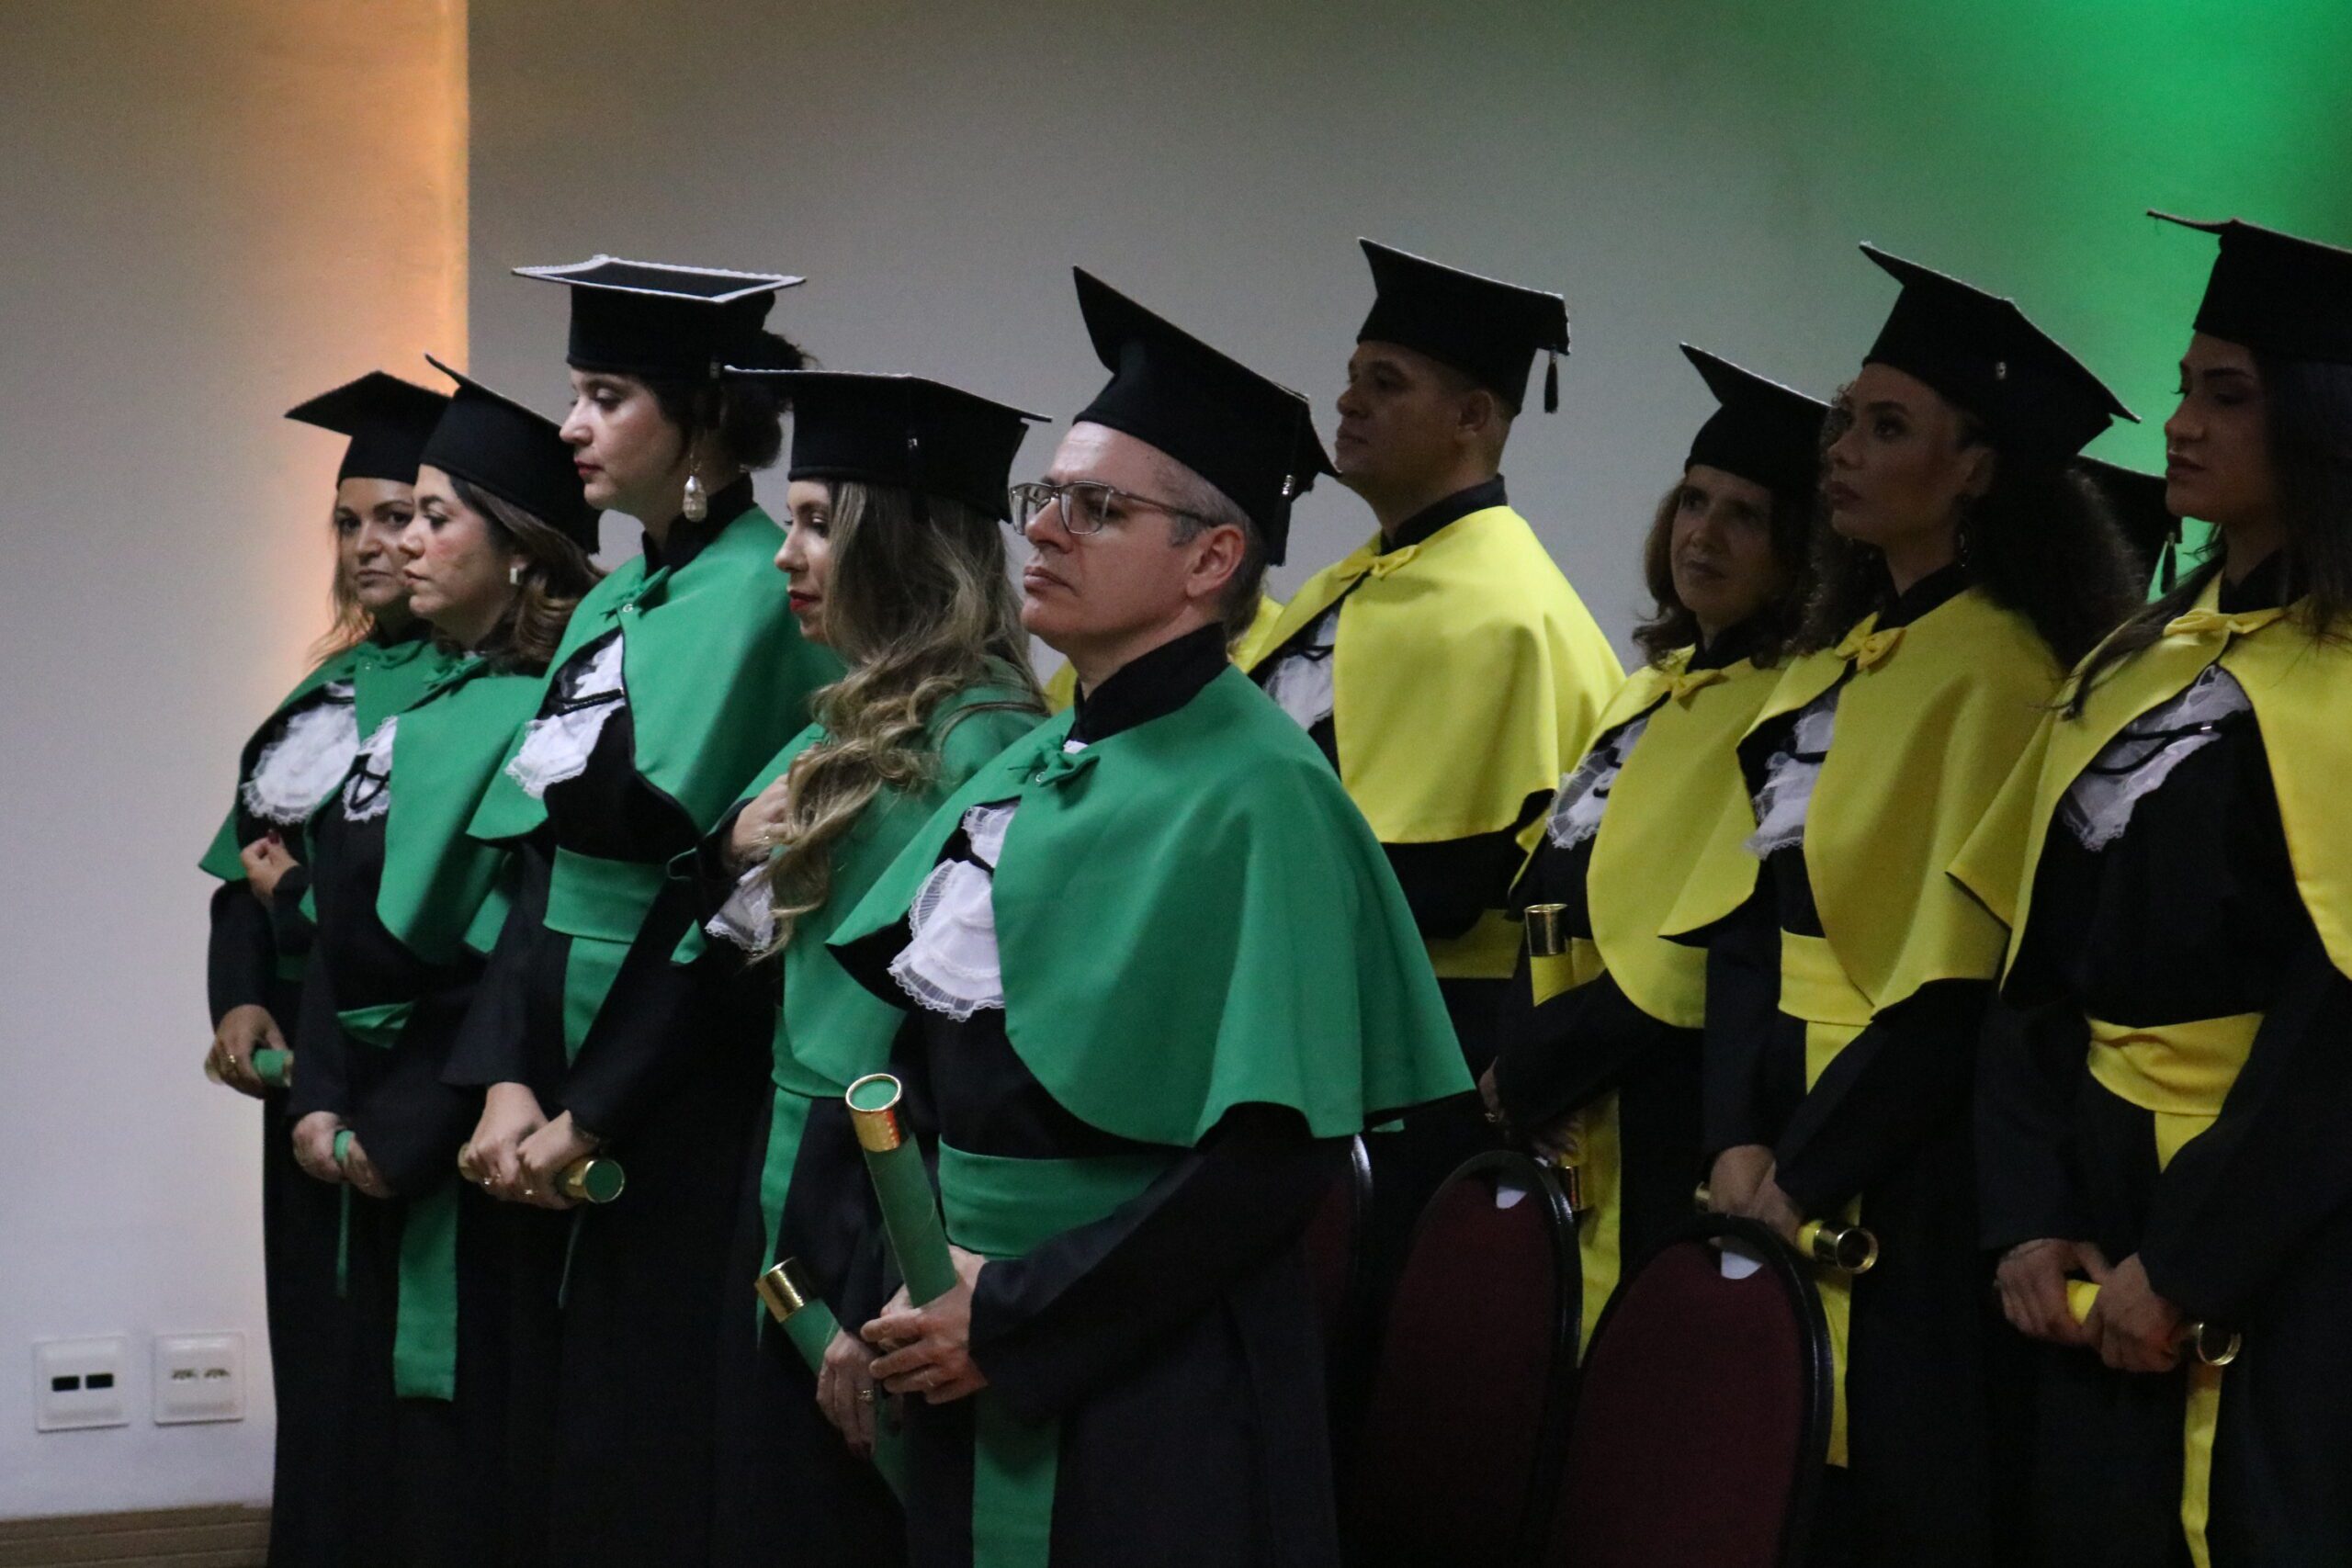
[153,1333,244,1425]
[33,1337,130,1431]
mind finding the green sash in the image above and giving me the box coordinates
[393,1183,461,1402]
[939,1145,1172,1568]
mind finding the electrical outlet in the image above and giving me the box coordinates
[33,1337,130,1431]
[153,1333,244,1425]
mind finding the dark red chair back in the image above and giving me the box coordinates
[1346,1150,1579,1568]
[1306,1134,1374,1343]
[1541,1216,1831,1568]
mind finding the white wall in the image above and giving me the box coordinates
[0,0,467,1518]
[464,0,2352,651]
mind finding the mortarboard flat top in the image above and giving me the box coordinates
[514,255,803,378]
[419,355,601,549]
[286,371,449,485]
[1356,239,1571,413]
[729,369,1046,523]
[2152,211,2352,365]
[1681,345,1827,500]
[1070,269,1333,565]
[1860,243,2134,459]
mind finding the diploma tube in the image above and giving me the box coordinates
[845,1073,959,1305]
[1523,902,1569,958]
[555,1156,627,1205]
[2064,1279,2241,1366]
[757,1258,908,1495]
[204,1049,294,1090]
[1693,1184,1880,1276]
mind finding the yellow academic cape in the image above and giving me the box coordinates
[1250,505,1624,979]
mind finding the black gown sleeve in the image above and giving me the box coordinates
[2138,935,2352,1323]
[967,1104,1343,1421]
[1379,788,1553,941]
[268,867,316,959]
[1701,886,1781,1158]
[684,804,754,927]
[558,876,713,1142]
[1973,998,2092,1252]
[443,841,548,1096]
[1491,963,1677,1135]
[207,880,277,1027]
[287,942,351,1123]
[1771,978,1990,1216]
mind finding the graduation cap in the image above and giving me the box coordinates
[1356,239,1572,413]
[2076,455,2178,587]
[513,255,803,378]
[1070,269,1333,565]
[285,371,449,485]
[1860,244,2134,458]
[2151,211,2352,364]
[419,355,602,549]
[732,370,1046,522]
[1681,345,1826,499]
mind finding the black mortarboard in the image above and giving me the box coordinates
[419,355,601,550]
[286,371,449,485]
[1356,239,1572,413]
[1681,345,1826,499]
[2076,456,2177,582]
[1860,244,2134,458]
[2151,211,2352,364]
[1070,270,1333,565]
[513,255,803,378]
[735,370,1046,522]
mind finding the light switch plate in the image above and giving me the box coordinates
[34,1337,130,1431]
[153,1333,244,1425]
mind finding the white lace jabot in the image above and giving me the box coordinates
[1746,690,1840,859]
[2060,666,2250,852]
[242,681,358,824]
[507,637,627,798]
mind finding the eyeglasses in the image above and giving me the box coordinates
[1008,479,1212,536]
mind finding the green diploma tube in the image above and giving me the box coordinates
[555,1156,627,1205]
[205,1049,293,1090]
[757,1258,907,1495]
[845,1073,959,1305]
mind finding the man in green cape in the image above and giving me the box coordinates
[825,270,1470,1568]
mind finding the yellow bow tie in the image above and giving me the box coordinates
[1833,616,1905,671]
[2164,606,2286,642]
[1668,666,1728,703]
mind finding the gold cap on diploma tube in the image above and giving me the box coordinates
[846,1073,909,1153]
[1523,903,1568,958]
[755,1258,817,1325]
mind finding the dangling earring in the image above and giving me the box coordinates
[681,441,708,524]
[508,560,525,587]
[2158,522,2180,593]
[1954,505,1977,572]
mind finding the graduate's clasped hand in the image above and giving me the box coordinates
[862,1246,991,1404]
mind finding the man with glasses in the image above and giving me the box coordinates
[1250,240,1625,1284]
[825,268,1468,1566]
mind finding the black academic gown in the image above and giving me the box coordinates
[677,828,903,1568]
[445,482,806,1568]
[288,729,513,1568]
[1702,569,2002,1568]
[1487,632,1767,1303]
[1980,558,2352,1568]
[1252,479,1541,1304]
[209,629,427,1568]
[840,626,1350,1568]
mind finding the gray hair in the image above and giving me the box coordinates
[1151,452,1266,645]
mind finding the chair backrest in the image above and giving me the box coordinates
[1346,1150,1579,1568]
[1541,1216,1831,1568]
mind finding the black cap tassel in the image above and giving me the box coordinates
[1543,352,1559,414]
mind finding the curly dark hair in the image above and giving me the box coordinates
[639,328,810,472]
[2066,349,2352,714]
[1629,469,1819,669]
[1797,388,2140,669]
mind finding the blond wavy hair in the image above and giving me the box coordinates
[754,481,1041,954]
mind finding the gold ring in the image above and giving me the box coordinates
[857,1387,876,1404]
